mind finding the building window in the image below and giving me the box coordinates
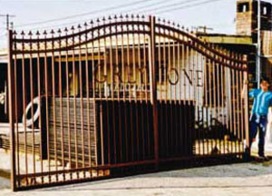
[263,6,267,15]
[204,61,225,107]
[238,3,250,13]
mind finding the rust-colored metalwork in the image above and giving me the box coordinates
[8,15,249,191]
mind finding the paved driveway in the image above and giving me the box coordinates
[1,161,272,196]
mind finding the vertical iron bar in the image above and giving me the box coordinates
[237,55,243,153]
[233,52,239,154]
[96,20,105,166]
[185,38,190,155]
[173,33,177,156]
[207,54,212,155]
[8,29,16,191]
[108,19,117,164]
[128,18,135,162]
[92,44,98,169]
[13,44,18,187]
[211,54,216,154]
[115,18,123,163]
[78,30,85,172]
[163,22,168,155]
[64,32,72,180]
[134,20,141,160]
[28,35,36,177]
[239,55,246,152]
[239,57,245,151]
[225,50,231,154]
[143,22,150,157]
[168,27,172,157]
[84,26,92,169]
[36,33,44,183]
[71,28,79,172]
[230,52,236,153]
[124,18,130,161]
[203,55,208,155]
[57,33,64,178]
[157,24,164,157]
[196,47,202,156]
[103,20,111,165]
[13,37,20,187]
[243,55,250,151]
[177,34,182,155]
[137,24,144,159]
[239,65,244,153]
[91,23,98,168]
[235,55,241,153]
[119,17,127,163]
[194,48,200,156]
[181,34,187,156]
[21,33,28,185]
[51,33,58,181]
[133,18,140,161]
[215,50,220,154]
[44,32,51,183]
[221,52,226,154]
[149,16,159,167]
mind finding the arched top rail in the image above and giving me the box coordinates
[10,14,247,70]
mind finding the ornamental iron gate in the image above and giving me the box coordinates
[8,15,249,191]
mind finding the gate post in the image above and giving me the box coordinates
[7,29,17,191]
[243,55,250,155]
[148,16,159,168]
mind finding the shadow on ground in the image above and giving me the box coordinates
[38,161,272,192]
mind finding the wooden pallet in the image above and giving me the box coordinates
[48,98,98,168]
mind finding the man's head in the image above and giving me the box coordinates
[260,77,270,91]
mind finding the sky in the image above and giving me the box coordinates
[0,0,265,48]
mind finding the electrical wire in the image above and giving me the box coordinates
[0,0,235,48]
[14,0,180,30]
[14,0,225,31]
[16,0,153,28]
[10,0,232,36]
[156,0,227,14]
[15,0,228,29]
[125,0,177,13]
[136,0,205,14]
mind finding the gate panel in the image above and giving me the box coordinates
[153,18,248,160]
[8,15,249,191]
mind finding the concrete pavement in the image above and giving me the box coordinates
[1,161,272,196]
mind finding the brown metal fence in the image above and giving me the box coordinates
[7,15,249,191]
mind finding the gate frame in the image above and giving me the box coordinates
[149,16,159,169]
[8,29,17,191]
[7,15,250,191]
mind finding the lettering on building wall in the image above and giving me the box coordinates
[94,63,204,87]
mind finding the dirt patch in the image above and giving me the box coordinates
[0,170,10,189]
[0,169,10,179]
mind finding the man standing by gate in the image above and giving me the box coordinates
[244,77,272,160]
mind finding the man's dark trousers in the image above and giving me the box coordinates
[249,114,267,157]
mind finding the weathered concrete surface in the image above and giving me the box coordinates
[0,176,9,190]
[1,161,272,196]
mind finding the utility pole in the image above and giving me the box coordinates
[0,14,15,51]
[0,14,15,30]
[196,26,213,34]
[257,0,261,87]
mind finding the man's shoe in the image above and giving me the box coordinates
[258,156,270,161]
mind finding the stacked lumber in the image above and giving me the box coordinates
[48,98,97,168]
